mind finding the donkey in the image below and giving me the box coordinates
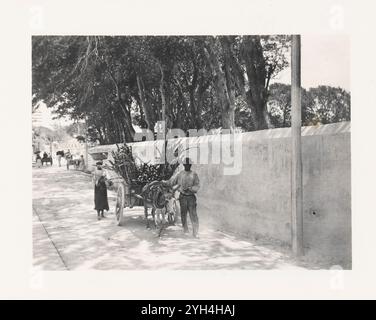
[135,181,178,235]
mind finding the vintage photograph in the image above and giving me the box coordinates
[32,35,351,271]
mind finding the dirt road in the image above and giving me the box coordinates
[32,166,319,270]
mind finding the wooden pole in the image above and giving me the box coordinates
[84,117,89,170]
[159,63,167,164]
[291,35,304,256]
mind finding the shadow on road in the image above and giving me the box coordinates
[33,167,324,270]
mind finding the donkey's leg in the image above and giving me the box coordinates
[151,208,157,228]
[144,206,150,229]
[158,213,166,238]
[155,208,163,226]
[161,207,167,225]
[166,198,176,225]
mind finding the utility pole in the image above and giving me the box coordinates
[291,35,304,256]
[159,63,167,165]
[84,117,89,170]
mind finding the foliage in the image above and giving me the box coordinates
[65,122,86,137]
[308,86,351,124]
[108,143,179,185]
[32,35,291,143]
[33,36,350,142]
[108,144,138,184]
[33,126,61,144]
[267,83,351,127]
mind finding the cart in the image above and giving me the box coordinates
[41,156,53,166]
[112,164,179,230]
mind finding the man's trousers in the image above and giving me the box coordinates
[179,194,199,236]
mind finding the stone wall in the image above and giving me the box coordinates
[194,122,351,267]
[88,122,351,267]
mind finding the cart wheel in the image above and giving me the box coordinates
[115,183,125,226]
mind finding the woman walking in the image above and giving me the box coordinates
[93,161,109,220]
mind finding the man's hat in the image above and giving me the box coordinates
[96,161,103,166]
[182,157,193,165]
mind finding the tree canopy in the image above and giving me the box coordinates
[32,35,350,144]
[267,83,350,128]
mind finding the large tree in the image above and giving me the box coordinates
[33,35,293,144]
[33,36,136,143]
[267,83,351,128]
[308,85,351,124]
[202,35,290,131]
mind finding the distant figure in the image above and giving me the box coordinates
[36,154,42,168]
[93,161,109,220]
[65,149,72,170]
[41,152,47,166]
[41,152,48,166]
[79,155,85,171]
[74,155,80,169]
[56,150,63,167]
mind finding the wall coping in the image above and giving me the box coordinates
[89,121,351,154]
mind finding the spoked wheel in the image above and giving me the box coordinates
[115,183,125,226]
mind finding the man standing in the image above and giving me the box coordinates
[165,157,200,238]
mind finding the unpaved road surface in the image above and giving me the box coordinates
[33,166,320,270]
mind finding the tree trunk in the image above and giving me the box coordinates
[204,38,235,131]
[100,51,135,141]
[174,75,190,129]
[242,36,271,130]
[117,102,135,142]
[110,112,119,142]
[195,92,204,129]
[159,65,166,123]
[195,76,211,130]
[136,74,156,131]
[222,44,237,130]
[189,61,200,129]
[114,116,125,143]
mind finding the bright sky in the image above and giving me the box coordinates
[272,34,350,91]
[32,101,74,129]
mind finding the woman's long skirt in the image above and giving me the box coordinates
[94,182,109,211]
